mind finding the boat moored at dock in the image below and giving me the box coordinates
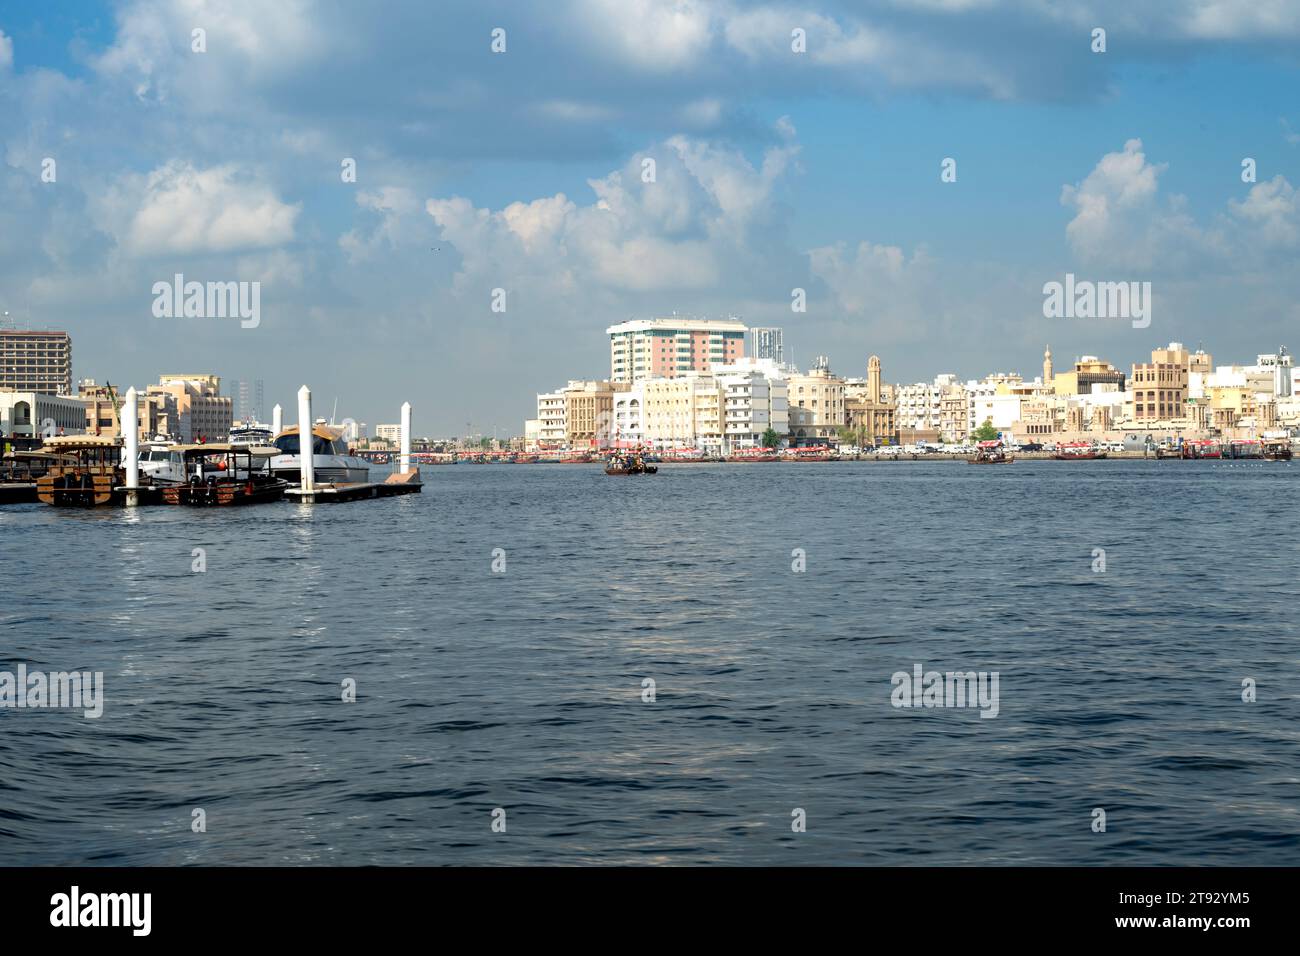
[161,445,289,506]
[35,435,138,506]
[1053,441,1107,460]
[270,424,370,485]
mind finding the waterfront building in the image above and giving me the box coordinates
[536,390,567,448]
[375,423,402,444]
[718,366,788,449]
[1131,344,1192,422]
[640,375,713,448]
[607,316,746,384]
[844,355,898,446]
[149,374,232,442]
[563,379,626,448]
[0,390,87,438]
[785,356,846,444]
[79,380,179,440]
[0,329,73,395]
[895,373,958,434]
[1052,356,1126,395]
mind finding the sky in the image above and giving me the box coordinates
[1,0,1298,435]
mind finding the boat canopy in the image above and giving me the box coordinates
[40,434,121,449]
[274,424,346,441]
[175,443,281,457]
[977,440,1003,448]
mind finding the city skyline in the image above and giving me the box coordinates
[2,2,1297,432]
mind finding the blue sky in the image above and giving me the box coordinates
[1,1,1298,433]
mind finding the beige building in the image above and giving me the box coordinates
[563,379,626,448]
[786,357,846,443]
[844,355,898,446]
[1053,356,1126,396]
[79,380,179,440]
[1131,345,1190,422]
[149,374,233,442]
[0,390,87,437]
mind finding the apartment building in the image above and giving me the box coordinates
[0,330,73,395]
[536,390,567,448]
[563,379,626,448]
[150,374,233,442]
[786,357,846,443]
[718,367,788,448]
[1052,355,1127,395]
[607,316,746,383]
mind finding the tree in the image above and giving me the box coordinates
[971,419,999,442]
[760,427,781,449]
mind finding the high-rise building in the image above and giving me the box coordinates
[0,330,72,395]
[607,316,746,383]
[748,327,784,365]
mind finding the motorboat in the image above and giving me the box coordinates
[967,440,1014,464]
[270,424,370,484]
[162,444,288,505]
[136,441,187,485]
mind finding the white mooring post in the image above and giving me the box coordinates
[297,386,315,493]
[272,403,283,436]
[400,402,412,475]
[123,386,139,505]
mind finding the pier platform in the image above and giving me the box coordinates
[284,469,423,503]
[0,482,37,504]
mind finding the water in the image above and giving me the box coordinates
[2,460,1298,865]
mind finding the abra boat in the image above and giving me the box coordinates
[269,424,369,484]
[162,444,288,505]
[967,440,1014,464]
[1262,439,1293,461]
[35,435,138,506]
[1052,441,1107,460]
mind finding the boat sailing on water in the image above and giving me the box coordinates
[605,446,657,475]
[1053,441,1107,460]
[161,445,289,506]
[967,440,1014,464]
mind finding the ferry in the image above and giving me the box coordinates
[35,435,137,506]
[1053,441,1107,460]
[270,423,370,484]
[162,444,288,506]
[229,421,274,447]
[967,440,1014,464]
[1262,439,1293,461]
[1181,440,1223,460]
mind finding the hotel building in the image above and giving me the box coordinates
[0,329,73,395]
[607,317,746,384]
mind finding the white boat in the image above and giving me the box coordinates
[229,421,274,447]
[270,423,370,485]
[136,441,187,485]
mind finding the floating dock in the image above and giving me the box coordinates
[0,482,37,504]
[284,469,423,503]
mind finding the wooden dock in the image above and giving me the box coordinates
[284,469,423,503]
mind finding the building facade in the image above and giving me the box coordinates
[607,317,746,384]
[0,330,72,395]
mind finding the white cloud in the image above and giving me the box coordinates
[808,239,933,320]
[1228,175,1299,247]
[1060,138,1215,269]
[423,130,799,303]
[93,0,325,103]
[0,29,13,71]
[575,0,714,70]
[1180,0,1300,39]
[95,161,300,256]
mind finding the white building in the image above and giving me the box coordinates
[0,390,87,438]
[536,390,567,447]
[896,373,958,432]
[717,366,789,449]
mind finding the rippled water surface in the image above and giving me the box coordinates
[2,460,1298,865]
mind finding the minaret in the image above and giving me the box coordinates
[1043,346,1053,387]
[867,355,882,404]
